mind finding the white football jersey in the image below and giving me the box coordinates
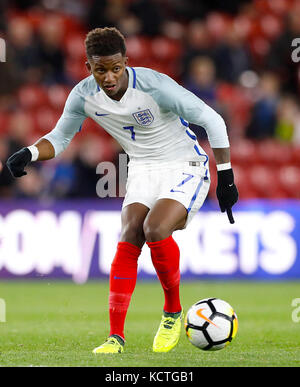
[43,67,229,163]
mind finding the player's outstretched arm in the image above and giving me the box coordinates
[212,147,238,224]
[6,138,55,178]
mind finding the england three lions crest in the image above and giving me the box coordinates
[132,109,154,126]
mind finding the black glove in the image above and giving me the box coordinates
[6,147,32,178]
[216,168,239,224]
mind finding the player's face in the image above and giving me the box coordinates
[86,53,128,100]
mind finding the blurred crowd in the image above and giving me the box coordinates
[0,0,300,200]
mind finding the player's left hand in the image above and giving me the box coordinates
[216,168,239,224]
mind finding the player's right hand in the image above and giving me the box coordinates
[6,147,32,178]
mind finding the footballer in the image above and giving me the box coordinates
[6,27,238,354]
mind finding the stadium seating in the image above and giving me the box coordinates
[47,84,71,111]
[256,140,293,167]
[17,84,49,111]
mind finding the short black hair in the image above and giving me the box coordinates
[85,27,126,58]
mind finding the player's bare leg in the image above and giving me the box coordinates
[93,203,149,354]
[120,202,149,248]
[143,199,187,352]
[143,199,187,242]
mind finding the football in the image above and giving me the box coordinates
[185,298,238,351]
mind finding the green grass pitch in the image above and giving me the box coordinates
[0,280,300,367]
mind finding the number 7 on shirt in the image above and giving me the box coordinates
[123,126,136,141]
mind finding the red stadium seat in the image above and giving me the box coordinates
[7,110,35,143]
[126,36,152,62]
[260,14,283,40]
[248,165,280,198]
[21,10,84,35]
[232,15,253,41]
[254,0,292,15]
[278,165,300,198]
[75,132,117,163]
[81,118,112,140]
[249,36,271,59]
[150,37,182,62]
[0,112,10,135]
[230,139,259,167]
[141,60,177,78]
[291,144,300,167]
[206,12,232,41]
[231,165,256,199]
[208,168,217,197]
[65,59,89,81]
[58,13,85,35]
[64,34,86,60]
[47,84,71,111]
[33,108,61,134]
[17,84,48,110]
[256,140,293,167]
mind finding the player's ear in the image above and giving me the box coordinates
[124,56,128,66]
[85,61,92,73]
